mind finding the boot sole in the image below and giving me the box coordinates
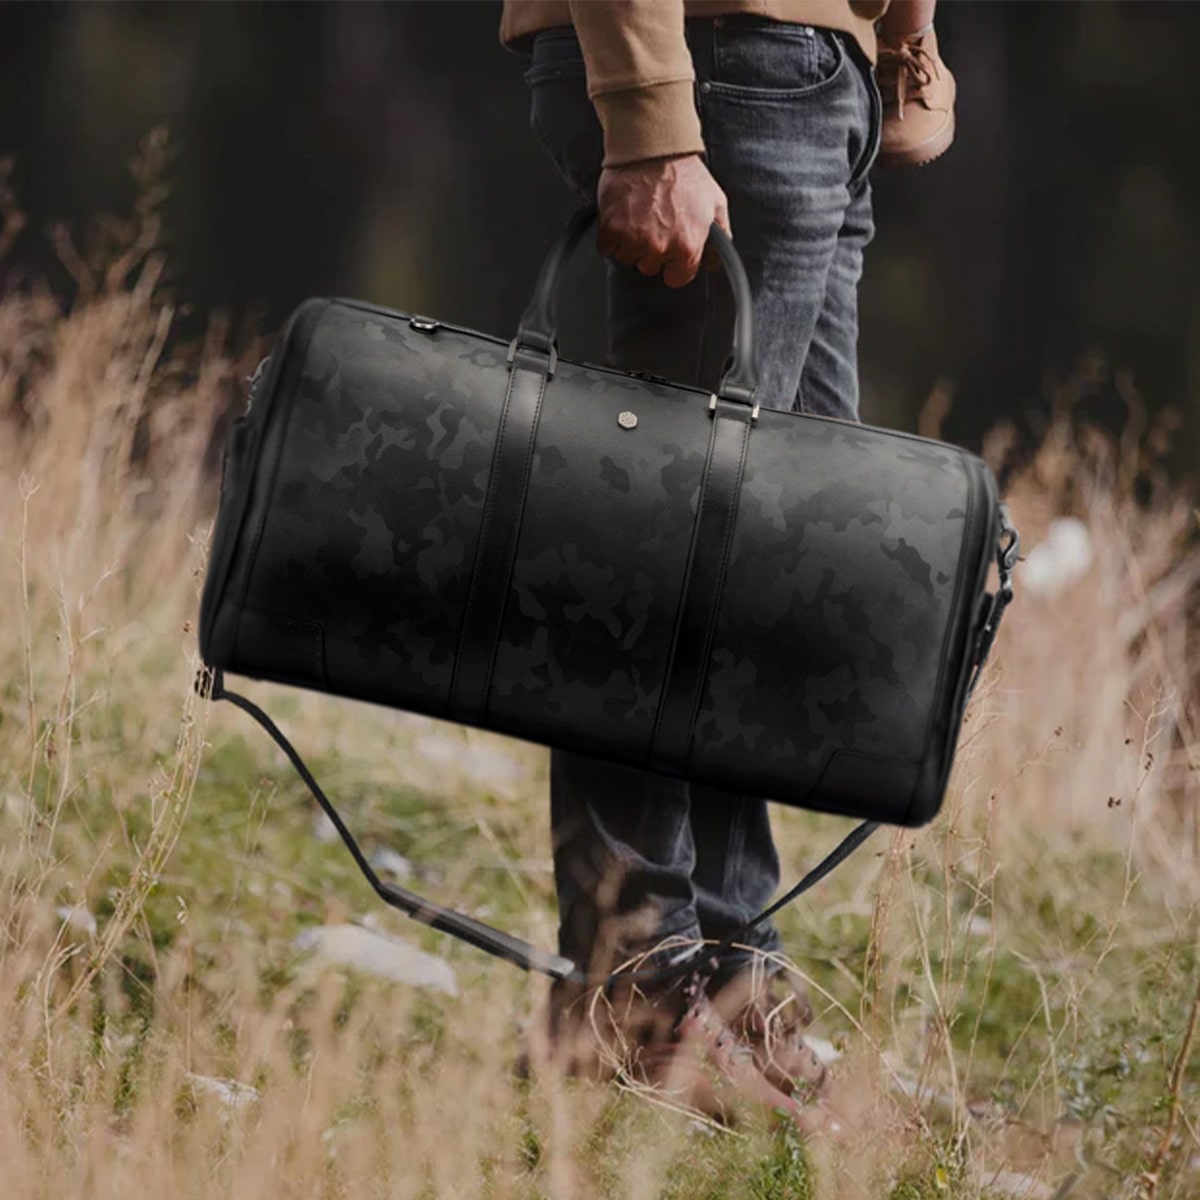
[877,110,956,170]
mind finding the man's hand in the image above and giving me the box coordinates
[596,154,730,289]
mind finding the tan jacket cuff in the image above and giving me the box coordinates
[592,80,705,168]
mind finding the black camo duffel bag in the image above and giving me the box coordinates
[199,205,1018,982]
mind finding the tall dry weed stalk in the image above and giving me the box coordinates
[0,130,230,1064]
[0,137,1197,1198]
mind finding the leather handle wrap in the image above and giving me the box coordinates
[515,203,759,405]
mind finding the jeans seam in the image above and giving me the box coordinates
[722,796,748,911]
[849,55,883,185]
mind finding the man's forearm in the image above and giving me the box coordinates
[568,0,705,167]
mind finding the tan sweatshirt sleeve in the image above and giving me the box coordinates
[567,0,705,168]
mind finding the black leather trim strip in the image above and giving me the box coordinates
[648,399,754,777]
[448,346,550,724]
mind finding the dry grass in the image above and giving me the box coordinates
[1,151,1198,1199]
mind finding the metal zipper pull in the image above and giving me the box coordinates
[244,357,270,415]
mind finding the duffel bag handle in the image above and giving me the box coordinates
[513,203,759,406]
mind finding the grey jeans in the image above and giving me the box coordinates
[524,15,881,985]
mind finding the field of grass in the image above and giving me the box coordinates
[1,161,1198,1199]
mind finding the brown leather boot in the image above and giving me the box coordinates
[711,969,830,1101]
[516,960,706,1085]
[875,27,956,168]
[521,970,827,1134]
[631,974,828,1134]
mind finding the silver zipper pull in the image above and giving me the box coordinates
[244,357,270,414]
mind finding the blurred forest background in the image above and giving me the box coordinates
[0,0,1198,470]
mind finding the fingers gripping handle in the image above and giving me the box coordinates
[514,203,759,405]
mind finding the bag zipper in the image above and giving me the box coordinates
[244,356,271,415]
[200,301,331,660]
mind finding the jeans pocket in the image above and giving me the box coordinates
[525,33,602,203]
[707,22,846,102]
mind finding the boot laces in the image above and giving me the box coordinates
[878,37,938,118]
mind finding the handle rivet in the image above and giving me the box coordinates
[618,411,638,429]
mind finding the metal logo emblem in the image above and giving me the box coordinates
[618,411,638,429]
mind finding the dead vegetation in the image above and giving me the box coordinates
[0,141,1198,1199]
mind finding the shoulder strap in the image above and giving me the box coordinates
[196,506,1017,989]
[197,668,877,988]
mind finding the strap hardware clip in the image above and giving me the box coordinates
[708,394,760,422]
[507,336,558,377]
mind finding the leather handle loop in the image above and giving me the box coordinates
[515,203,759,405]
[705,223,758,404]
[515,204,597,355]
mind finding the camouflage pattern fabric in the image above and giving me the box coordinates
[200,298,999,826]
